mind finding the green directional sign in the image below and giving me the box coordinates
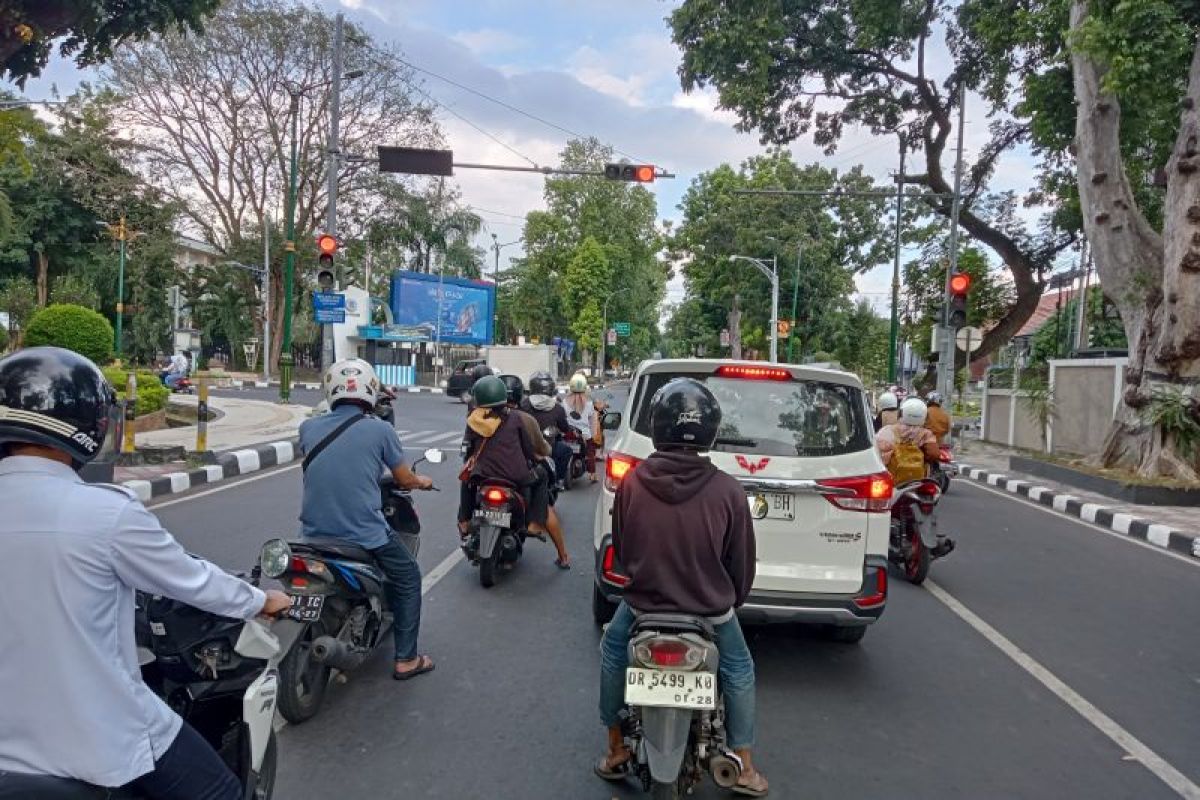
[614,322,631,337]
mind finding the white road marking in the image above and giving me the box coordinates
[958,480,1200,570]
[148,464,301,509]
[925,579,1200,799]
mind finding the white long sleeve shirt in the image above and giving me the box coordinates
[0,456,266,787]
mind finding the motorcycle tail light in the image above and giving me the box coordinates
[288,556,329,579]
[482,487,509,507]
[817,472,893,512]
[601,544,629,587]
[634,637,705,670]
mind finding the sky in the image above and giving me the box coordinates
[19,0,1043,318]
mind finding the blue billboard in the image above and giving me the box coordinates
[388,270,495,345]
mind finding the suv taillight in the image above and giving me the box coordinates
[604,452,641,492]
[817,472,893,512]
[853,565,887,608]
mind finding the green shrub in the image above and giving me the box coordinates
[101,367,169,417]
[24,304,114,365]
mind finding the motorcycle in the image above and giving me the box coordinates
[374,385,397,425]
[0,597,295,799]
[260,448,442,724]
[462,477,533,588]
[888,476,953,585]
[617,614,743,799]
[561,428,587,489]
[932,444,956,494]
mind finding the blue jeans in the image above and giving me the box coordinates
[130,720,241,799]
[370,533,423,661]
[551,440,571,483]
[599,602,757,749]
[164,371,183,388]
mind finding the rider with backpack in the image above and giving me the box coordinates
[875,398,940,485]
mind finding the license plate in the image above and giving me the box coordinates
[475,509,511,527]
[286,594,324,622]
[625,667,716,710]
[748,492,794,521]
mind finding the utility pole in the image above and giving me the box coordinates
[262,210,271,383]
[114,215,127,358]
[888,134,905,384]
[729,293,742,360]
[321,11,345,374]
[279,90,300,403]
[937,86,967,401]
[1075,240,1091,352]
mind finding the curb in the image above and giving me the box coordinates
[221,380,444,395]
[957,463,1200,560]
[122,438,301,503]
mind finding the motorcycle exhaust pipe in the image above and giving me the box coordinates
[710,753,743,789]
[311,636,369,672]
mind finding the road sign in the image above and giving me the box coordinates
[607,328,617,345]
[314,308,346,324]
[720,329,730,347]
[614,322,631,337]
[312,292,346,310]
[242,338,259,369]
[956,325,984,353]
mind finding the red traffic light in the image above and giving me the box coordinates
[316,234,338,256]
[604,163,656,182]
[949,272,971,295]
[633,165,655,182]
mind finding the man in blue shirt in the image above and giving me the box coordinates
[299,358,435,680]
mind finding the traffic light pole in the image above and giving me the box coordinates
[279,92,300,404]
[937,86,968,402]
[320,12,345,375]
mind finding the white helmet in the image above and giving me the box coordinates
[323,358,380,409]
[926,391,943,406]
[569,374,588,393]
[900,397,928,426]
[878,391,899,411]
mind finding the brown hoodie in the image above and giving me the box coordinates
[465,407,535,484]
[613,450,756,617]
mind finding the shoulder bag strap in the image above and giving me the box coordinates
[302,413,365,472]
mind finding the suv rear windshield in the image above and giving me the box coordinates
[631,371,873,457]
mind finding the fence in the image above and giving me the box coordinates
[982,357,1126,456]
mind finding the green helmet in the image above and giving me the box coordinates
[472,375,509,408]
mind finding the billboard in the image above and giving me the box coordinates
[389,270,495,345]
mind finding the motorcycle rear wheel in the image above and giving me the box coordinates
[479,552,498,588]
[650,780,681,800]
[904,527,931,585]
[277,621,332,724]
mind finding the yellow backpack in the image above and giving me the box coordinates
[889,430,927,484]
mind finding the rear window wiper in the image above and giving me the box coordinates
[713,436,758,448]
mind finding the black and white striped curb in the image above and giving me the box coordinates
[222,380,444,395]
[122,439,301,502]
[957,464,1200,560]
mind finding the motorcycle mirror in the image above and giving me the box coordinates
[423,448,445,465]
[235,618,281,660]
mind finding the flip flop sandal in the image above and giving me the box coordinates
[393,655,435,681]
[593,755,631,781]
[732,775,769,797]
[554,557,571,570]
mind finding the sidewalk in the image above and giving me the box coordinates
[953,437,1200,560]
[218,371,445,394]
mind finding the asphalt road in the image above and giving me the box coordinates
[148,391,1199,800]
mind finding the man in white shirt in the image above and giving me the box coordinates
[164,350,189,389]
[0,346,291,798]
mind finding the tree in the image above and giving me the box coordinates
[0,274,35,345]
[1,0,221,85]
[831,300,891,385]
[24,303,114,364]
[668,151,890,362]
[563,237,611,360]
[1028,286,1127,366]
[50,273,100,309]
[670,0,1075,366]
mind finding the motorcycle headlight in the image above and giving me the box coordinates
[260,538,292,579]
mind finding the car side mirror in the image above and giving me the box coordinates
[602,411,622,431]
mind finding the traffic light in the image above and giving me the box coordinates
[316,233,338,291]
[604,163,656,182]
[948,270,970,329]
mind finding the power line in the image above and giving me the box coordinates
[396,55,648,164]
[468,205,528,220]
[406,79,539,167]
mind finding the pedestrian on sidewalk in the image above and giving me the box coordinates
[299,358,436,681]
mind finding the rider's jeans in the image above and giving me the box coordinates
[370,533,422,661]
[599,601,756,749]
[551,440,572,483]
[129,719,241,799]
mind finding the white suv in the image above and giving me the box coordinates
[592,359,892,643]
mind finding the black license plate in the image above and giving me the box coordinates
[287,594,324,622]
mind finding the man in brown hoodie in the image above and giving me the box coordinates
[594,378,768,797]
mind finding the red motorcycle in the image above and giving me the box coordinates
[933,444,955,493]
[888,477,953,585]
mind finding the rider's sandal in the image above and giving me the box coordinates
[393,655,435,681]
[554,557,571,570]
[593,754,631,781]
[732,772,769,797]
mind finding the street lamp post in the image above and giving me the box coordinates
[729,255,780,363]
[279,90,300,403]
[601,287,632,375]
[114,215,128,358]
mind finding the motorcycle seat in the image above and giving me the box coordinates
[292,538,375,563]
[631,612,715,640]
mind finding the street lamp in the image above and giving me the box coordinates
[766,236,803,363]
[602,287,632,375]
[98,217,144,360]
[729,255,780,363]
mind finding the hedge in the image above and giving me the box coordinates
[24,304,114,365]
[101,367,170,418]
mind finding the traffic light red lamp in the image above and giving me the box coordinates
[948,271,970,329]
[316,233,338,291]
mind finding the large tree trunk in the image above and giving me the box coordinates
[1072,0,1200,480]
[35,251,48,307]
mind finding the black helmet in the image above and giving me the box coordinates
[470,363,493,382]
[472,375,509,408]
[0,346,116,466]
[528,371,555,396]
[499,374,524,405]
[649,378,721,451]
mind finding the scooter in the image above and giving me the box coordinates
[0,598,295,799]
[462,477,531,588]
[932,444,956,494]
[617,614,742,799]
[562,428,587,489]
[261,448,441,724]
[888,476,954,585]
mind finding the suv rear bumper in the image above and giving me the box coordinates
[594,539,887,627]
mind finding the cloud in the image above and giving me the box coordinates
[451,28,530,55]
